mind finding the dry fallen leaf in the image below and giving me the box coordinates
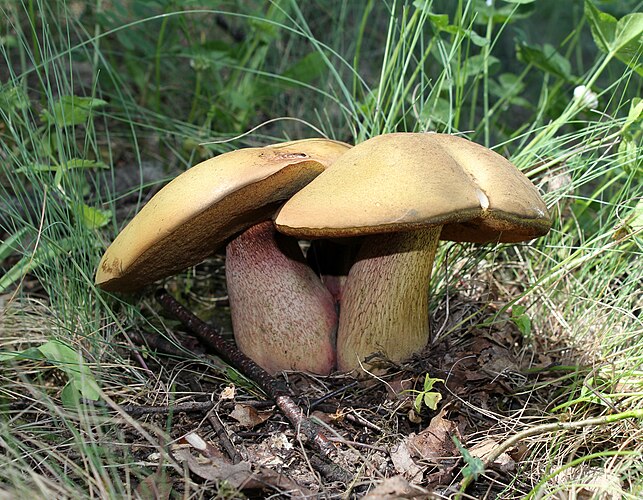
[135,471,172,500]
[389,440,423,482]
[409,408,457,463]
[173,446,311,497]
[229,403,273,428]
[469,438,516,473]
[363,475,429,499]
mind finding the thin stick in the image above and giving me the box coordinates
[155,288,351,482]
[207,410,243,464]
[457,408,643,496]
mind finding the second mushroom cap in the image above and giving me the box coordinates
[275,132,551,243]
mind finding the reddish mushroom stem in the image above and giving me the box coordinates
[225,221,337,375]
[336,226,442,372]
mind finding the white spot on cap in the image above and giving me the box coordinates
[476,188,490,210]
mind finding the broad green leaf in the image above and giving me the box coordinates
[61,383,82,407]
[37,340,100,401]
[489,73,531,108]
[623,98,643,132]
[462,54,500,80]
[420,96,452,126]
[511,305,532,336]
[585,1,643,75]
[40,96,107,127]
[414,393,424,413]
[618,99,643,175]
[423,391,442,411]
[428,13,450,30]
[629,199,643,232]
[0,347,44,363]
[516,42,573,80]
[75,203,112,230]
[472,0,535,24]
[281,52,326,85]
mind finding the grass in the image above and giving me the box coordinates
[1,0,642,497]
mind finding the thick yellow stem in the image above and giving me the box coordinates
[337,226,442,372]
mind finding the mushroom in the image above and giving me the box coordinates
[225,220,337,374]
[274,133,551,372]
[96,138,351,374]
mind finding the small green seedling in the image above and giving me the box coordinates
[406,374,444,413]
[453,435,485,481]
[511,305,532,337]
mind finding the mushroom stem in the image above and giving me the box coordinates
[226,221,337,375]
[336,226,442,372]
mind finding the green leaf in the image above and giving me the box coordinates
[472,0,535,24]
[623,98,643,132]
[516,42,573,80]
[511,305,532,337]
[453,436,485,481]
[74,203,112,230]
[0,84,29,112]
[419,96,452,126]
[0,347,44,363]
[61,383,82,408]
[414,392,424,413]
[462,54,500,80]
[37,340,100,401]
[281,52,326,85]
[423,374,442,392]
[40,96,107,127]
[428,13,450,30]
[423,391,443,411]
[585,1,643,74]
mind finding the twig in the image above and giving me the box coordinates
[120,400,215,416]
[308,380,360,410]
[155,288,352,482]
[457,408,643,496]
[207,410,243,464]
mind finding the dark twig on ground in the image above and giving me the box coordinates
[119,400,215,416]
[155,288,353,484]
[207,409,243,464]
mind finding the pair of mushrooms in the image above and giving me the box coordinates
[96,133,551,374]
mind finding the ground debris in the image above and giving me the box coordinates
[363,475,430,499]
[172,435,312,497]
[229,403,273,428]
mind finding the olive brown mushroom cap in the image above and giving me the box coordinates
[96,138,351,292]
[275,133,551,243]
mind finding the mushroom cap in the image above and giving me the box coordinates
[275,133,551,243]
[96,138,351,292]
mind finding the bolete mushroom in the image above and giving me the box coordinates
[274,132,551,372]
[96,138,351,374]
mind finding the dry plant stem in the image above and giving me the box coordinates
[154,289,340,462]
[457,408,643,496]
[337,226,442,371]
